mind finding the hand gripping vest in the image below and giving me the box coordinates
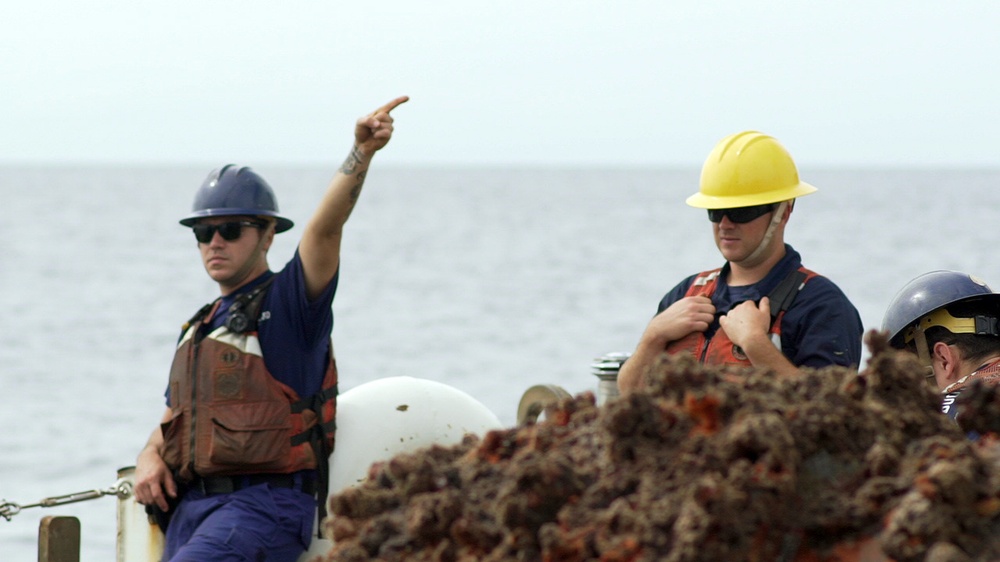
[160,278,338,486]
[665,267,816,366]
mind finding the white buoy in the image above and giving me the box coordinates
[328,375,503,493]
[299,376,503,560]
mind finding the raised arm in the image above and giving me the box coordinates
[299,95,409,299]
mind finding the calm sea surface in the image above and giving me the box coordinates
[1,165,998,559]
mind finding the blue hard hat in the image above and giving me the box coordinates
[882,270,998,347]
[179,164,294,233]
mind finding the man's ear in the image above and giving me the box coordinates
[932,342,961,383]
[263,228,275,251]
[260,219,277,251]
[774,200,794,226]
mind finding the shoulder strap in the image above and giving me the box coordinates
[178,301,218,344]
[224,276,277,333]
[684,268,723,299]
[183,302,215,330]
[691,269,722,287]
[767,269,808,329]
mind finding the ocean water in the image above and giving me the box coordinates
[1,165,998,559]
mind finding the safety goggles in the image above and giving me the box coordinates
[707,203,777,224]
[192,220,265,244]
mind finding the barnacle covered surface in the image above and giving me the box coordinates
[321,333,1000,562]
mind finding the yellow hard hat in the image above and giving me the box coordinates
[686,131,818,209]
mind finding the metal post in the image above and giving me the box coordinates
[591,352,630,406]
[116,466,164,562]
[38,515,80,562]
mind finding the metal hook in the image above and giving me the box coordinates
[1,501,22,521]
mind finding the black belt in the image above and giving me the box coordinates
[190,473,316,496]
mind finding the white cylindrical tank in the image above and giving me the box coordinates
[298,376,503,560]
[328,375,503,492]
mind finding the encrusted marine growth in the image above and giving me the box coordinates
[321,333,1000,562]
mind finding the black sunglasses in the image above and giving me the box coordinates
[192,220,265,244]
[707,203,777,224]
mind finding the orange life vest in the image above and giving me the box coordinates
[664,266,817,366]
[160,279,337,483]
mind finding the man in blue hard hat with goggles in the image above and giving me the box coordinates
[883,270,1000,425]
[133,95,408,561]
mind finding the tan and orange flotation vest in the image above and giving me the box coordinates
[665,267,816,366]
[160,278,337,483]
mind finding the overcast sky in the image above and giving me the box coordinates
[2,1,997,168]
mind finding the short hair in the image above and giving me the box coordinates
[924,327,1000,363]
[922,299,1000,364]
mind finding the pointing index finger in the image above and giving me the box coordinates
[374,95,409,116]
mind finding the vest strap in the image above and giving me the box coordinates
[291,384,338,414]
[225,276,277,333]
[288,383,338,536]
[767,269,808,328]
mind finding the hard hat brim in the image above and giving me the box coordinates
[685,181,818,209]
[179,209,294,233]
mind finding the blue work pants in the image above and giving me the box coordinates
[164,484,315,562]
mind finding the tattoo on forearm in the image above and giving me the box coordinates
[351,172,367,202]
[347,171,367,214]
[340,145,363,175]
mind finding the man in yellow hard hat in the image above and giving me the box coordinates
[618,131,863,392]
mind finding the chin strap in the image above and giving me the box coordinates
[743,201,788,265]
[911,322,937,379]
